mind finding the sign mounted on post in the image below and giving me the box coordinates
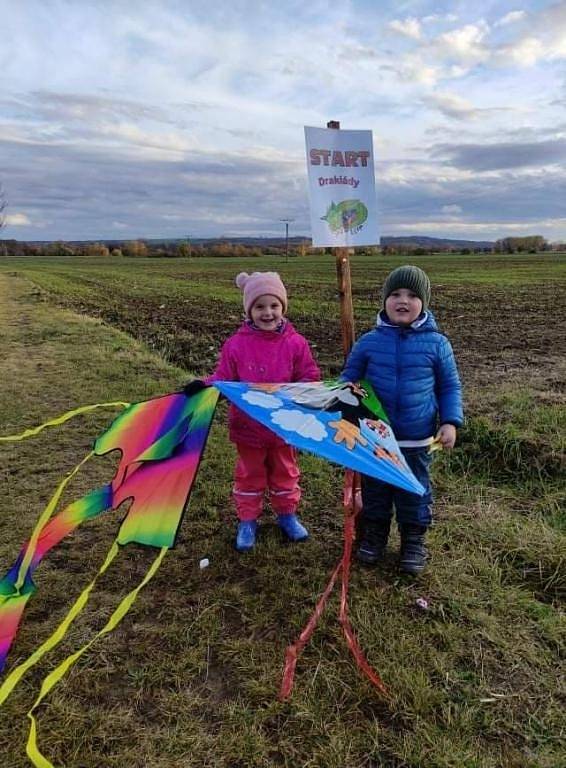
[304,126,378,248]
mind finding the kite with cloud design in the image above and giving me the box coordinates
[214,380,424,496]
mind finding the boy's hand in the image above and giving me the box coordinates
[436,423,457,449]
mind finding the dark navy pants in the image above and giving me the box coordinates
[361,447,433,528]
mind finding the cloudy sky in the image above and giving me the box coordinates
[1,0,565,242]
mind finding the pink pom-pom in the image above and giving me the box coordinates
[235,272,249,289]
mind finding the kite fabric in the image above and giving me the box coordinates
[213,379,425,496]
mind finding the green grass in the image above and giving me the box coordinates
[0,255,564,767]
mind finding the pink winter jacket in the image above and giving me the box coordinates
[206,321,320,447]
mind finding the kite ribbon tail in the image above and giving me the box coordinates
[342,469,362,513]
[279,557,342,701]
[0,542,120,707]
[15,451,95,593]
[339,472,388,698]
[278,470,361,700]
[26,544,168,768]
[0,401,130,443]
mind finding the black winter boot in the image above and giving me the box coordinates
[356,518,391,565]
[399,524,428,574]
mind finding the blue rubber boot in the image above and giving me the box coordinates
[235,521,257,552]
[277,514,309,542]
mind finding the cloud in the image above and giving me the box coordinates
[29,91,173,124]
[498,36,545,67]
[397,57,441,86]
[388,17,422,40]
[424,92,481,120]
[383,4,563,85]
[423,91,513,121]
[242,391,283,409]
[495,3,566,67]
[494,10,527,28]
[434,21,490,65]
[5,213,31,226]
[441,204,462,215]
[422,14,458,25]
[433,138,566,171]
[271,410,327,441]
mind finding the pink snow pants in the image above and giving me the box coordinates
[233,443,301,522]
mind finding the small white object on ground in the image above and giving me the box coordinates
[199,558,210,569]
[415,597,429,610]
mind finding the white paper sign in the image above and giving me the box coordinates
[304,126,378,248]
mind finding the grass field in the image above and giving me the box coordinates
[0,253,564,767]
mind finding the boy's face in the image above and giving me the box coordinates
[250,294,284,330]
[385,288,423,326]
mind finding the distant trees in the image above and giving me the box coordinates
[176,240,192,258]
[495,236,547,253]
[83,242,110,257]
[381,243,430,256]
[122,240,148,258]
[46,241,75,257]
[7,235,555,259]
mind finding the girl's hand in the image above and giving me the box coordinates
[436,423,457,449]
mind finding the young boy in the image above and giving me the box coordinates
[341,265,463,574]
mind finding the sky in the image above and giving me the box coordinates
[1,0,566,243]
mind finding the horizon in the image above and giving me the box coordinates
[2,233,545,247]
[1,2,565,242]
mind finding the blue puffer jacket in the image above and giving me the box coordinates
[341,311,463,440]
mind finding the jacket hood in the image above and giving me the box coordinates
[376,309,438,332]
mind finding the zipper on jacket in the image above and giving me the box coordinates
[395,329,401,422]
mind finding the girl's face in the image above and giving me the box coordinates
[385,288,423,326]
[250,294,284,330]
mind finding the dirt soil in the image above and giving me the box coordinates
[49,282,566,416]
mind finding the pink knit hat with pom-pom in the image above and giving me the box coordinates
[235,271,288,316]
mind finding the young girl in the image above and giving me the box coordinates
[206,271,320,552]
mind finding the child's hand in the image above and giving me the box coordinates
[183,380,208,397]
[436,424,457,449]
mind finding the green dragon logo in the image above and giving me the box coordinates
[321,199,368,235]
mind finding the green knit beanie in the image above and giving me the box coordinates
[382,265,431,311]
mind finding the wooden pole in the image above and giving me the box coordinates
[335,247,355,358]
[327,120,356,359]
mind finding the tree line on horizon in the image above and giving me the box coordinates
[0,235,562,259]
